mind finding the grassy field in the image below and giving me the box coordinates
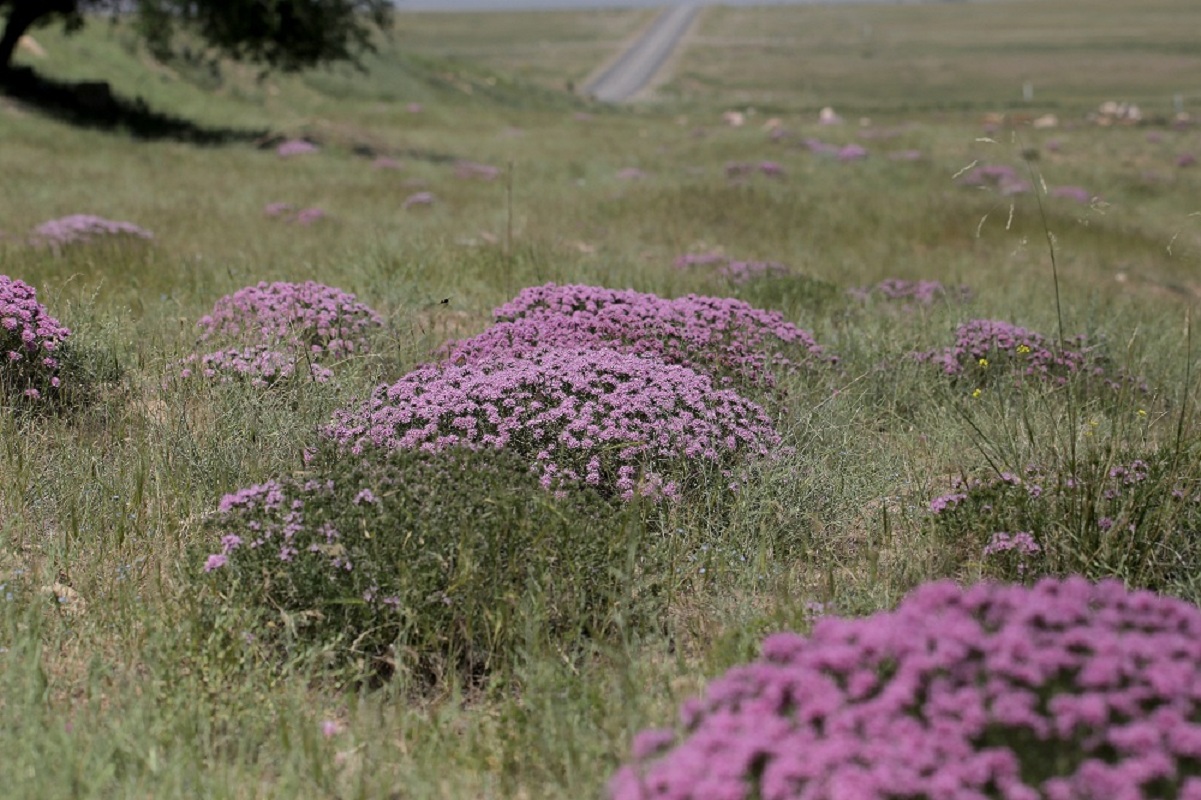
[663,0,1201,114]
[2,3,1201,797]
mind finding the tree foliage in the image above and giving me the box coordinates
[0,0,393,75]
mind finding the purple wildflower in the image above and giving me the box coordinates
[276,139,318,158]
[322,347,781,501]
[203,553,228,572]
[837,143,868,162]
[852,278,972,307]
[31,214,153,248]
[958,164,1031,195]
[611,577,1201,800]
[403,191,435,209]
[444,283,835,391]
[454,160,501,180]
[0,275,71,402]
[1050,186,1092,203]
[294,207,327,226]
[195,281,382,360]
[913,319,1127,390]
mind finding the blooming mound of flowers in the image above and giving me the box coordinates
[445,284,835,391]
[0,275,70,403]
[179,344,335,389]
[611,576,1201,800]
[31,215,153,248]
[929,456,1201,583]
[182,281,382,386]
[849,278,973,307]
[674,252,793,286]
[197,281,381,359]
[958,164,1031,196]
[322,347,780,500]
[913,319,1133,391]
[276,139,319,158]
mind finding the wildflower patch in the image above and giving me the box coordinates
[322,346,780,501]
[0,275,70,404]
[451,283,836,393]
[611,576,1201,799]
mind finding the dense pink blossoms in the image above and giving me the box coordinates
[674,253,793,285]
[612,576,1201,800]
[914,319,1128,390]
[196,281,382,359]
[448,283,835,390]
[32,214,153,248]
[849,278,973,307]
[321,347,780,500]
[182,281,382,385]
[0,275,70,402]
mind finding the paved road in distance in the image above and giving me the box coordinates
[580,5,700,103]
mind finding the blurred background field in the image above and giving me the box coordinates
[2,1,1201,797]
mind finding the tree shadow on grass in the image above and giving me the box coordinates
[0,66,268,144]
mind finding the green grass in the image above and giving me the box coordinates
[2,4,1201,797]
[663,0,1201,115]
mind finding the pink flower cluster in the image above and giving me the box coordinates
[204,477,346,571]
[725,161,785,180]
[450,283,834,390]
[612,576,1201,800]
[958,164,1032,196]
[803,139,869,161]
[263,204,328,225]
[674,252,793,286]
[179,344,335,389]
[0,275,69,402]
[849,278,973,306]
[454,160,501,180]
[276,139,319,158]
[31,215,153,248]
[322,347,780,500]
[181,281,382,386]
[914,319,1120,389]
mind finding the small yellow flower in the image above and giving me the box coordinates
[1138,409,1147,418]
[977,358,989,367]
[971,388,983,399]
[1016,344,1031,354]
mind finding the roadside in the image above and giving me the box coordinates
[580,5,701,103]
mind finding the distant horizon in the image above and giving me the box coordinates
[395,0,952,11]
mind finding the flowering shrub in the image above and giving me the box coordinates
[849,278,973,307]
[0,275,69,404]
[322,347,780,501]
[201,447,664,679]
[1050,186,1093,204]
[454,160,500,180]
[913,319,1134,392]
[31,214,153,248]
[178,345,335,388]
[836,143,868,162]
[673,252,793,286]
[958,163,1031,195]
[403,191,435,209]
[196,281,381,359]
[276,139,318,158]
[182,281,381,386]
[451,283,836,392]
[928,454,1201,585]
[611,576,1201,800]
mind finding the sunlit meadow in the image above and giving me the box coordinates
[3,1,1201,797]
